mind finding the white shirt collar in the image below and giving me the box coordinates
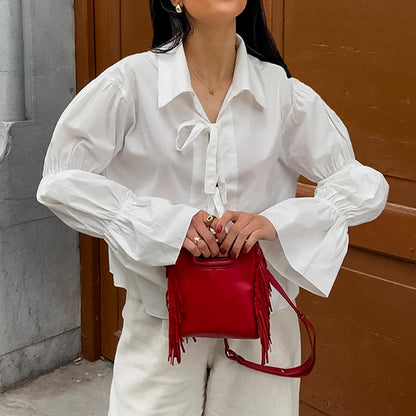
[157,34,266,109]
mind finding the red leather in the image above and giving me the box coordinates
[168,247,259,339]
[166,243,316,377]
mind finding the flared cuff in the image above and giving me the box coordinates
[261,197,349,297]
[104,192,199,268]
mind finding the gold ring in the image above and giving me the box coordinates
[193,236,202,245]
[204,214,216,228]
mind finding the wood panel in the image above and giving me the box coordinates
[120,0,153,58]
[261,0,284,52]
[298,248,416,416]
[79,233,101,362]
[300,402,328,416]
[74,0,96,89]
[285,1,416,415]
[271,0,284,54]
[263,0,272,28]
[284,0,416,197]
[94,0,122,74]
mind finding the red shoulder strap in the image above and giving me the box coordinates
[224,249,316,377]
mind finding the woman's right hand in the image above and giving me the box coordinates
[183,211,220,257]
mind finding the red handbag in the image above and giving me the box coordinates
[166,243,316,377]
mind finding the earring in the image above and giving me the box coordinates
[175,3,182,13]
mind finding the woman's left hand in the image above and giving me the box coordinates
[214,211,277,258]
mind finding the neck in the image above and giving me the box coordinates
[183,22,237,85]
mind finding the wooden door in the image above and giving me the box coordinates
[75,1,416,414]
[286,1,416,415]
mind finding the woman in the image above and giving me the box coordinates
[37,0,389,415]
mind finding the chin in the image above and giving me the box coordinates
[215,0,247,15]
[186,0,248,22]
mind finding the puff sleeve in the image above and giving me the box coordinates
[37,71,198,271]
[260,78,389,297]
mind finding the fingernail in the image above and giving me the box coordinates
[230,252,236,259]
[242,248,247,255]
[220,248,226,255]
[216,225,223,234]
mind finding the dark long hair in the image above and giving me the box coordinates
[149,0,291,77]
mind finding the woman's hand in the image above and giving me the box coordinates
[183,210,220,257]
[215,211,277,257]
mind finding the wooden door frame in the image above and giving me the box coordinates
[75,0,102,361]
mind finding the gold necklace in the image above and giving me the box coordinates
[188,65,228,95]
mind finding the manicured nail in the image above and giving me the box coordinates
[230,252,236,259]
[242,248,247,255]
[220,248,227,255]
[216,225,223,234]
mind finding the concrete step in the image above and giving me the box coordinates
[0,359,113,416]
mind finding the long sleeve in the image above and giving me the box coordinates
[37,70,198,272]
[261,78,389,297]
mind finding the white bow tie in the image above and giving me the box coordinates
[176,120,227,216]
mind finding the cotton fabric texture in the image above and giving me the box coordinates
[37,34,388,318]
[108,295,301,416]
[37,33,388,416]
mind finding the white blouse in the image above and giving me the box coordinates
[37,35,389,318]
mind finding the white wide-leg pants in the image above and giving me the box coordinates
[108,294,301,416]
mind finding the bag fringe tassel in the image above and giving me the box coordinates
[166,269,185,365]
[254,244,273,365]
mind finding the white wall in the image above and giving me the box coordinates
[0,0,80,391]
